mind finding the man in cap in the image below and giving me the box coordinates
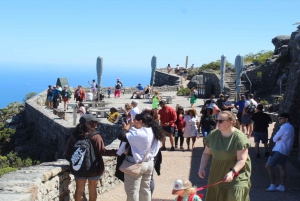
[130,100,140,123]
[221,94,234,111]
[242,93,258,138]
[234,94,247,124]
[158,100,177,151]
[265,113,294,192]
[251,104,272,158]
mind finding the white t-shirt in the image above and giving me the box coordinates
[126,127,161,163]
[130,107,140,119]
[244,98,258,108]
[86,92,93,101]
[272,122,295,156]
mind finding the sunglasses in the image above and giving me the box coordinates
[216,119,229,123]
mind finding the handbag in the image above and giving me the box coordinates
[119,138,155,177]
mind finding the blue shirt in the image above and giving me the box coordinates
[136,85,143,90]
[52,88,61,98]
[234,100,246,113]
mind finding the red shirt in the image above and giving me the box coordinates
[176,114,185,130]
[158,105,177,127]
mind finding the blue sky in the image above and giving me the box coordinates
[1,0,299,69]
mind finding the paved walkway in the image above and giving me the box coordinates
[53,91,300,201]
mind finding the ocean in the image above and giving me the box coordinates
[0,63,151,108]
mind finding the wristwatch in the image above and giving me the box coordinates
[230,168,239,177]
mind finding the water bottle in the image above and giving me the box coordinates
[174,130,178,137]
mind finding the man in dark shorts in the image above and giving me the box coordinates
[251,104,272,158]
[265,113,294,192]
[158,100,177,151]
[234,94,246,124]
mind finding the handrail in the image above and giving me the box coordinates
[241,71,252,94]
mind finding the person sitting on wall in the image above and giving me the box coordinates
[175,64,180,74]
[107,107,121,124]
[130,83,144,99]
[167,64,172,73]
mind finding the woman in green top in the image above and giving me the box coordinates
[188,87,197,108]
[198,111,251,201]
[152,90,161,109]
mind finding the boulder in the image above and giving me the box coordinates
[187,75,204,89]
[272,35,290,51]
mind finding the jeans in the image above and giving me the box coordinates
[174,129,184,146]
[201,127,211,137]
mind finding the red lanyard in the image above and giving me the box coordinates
[196,179,225,191]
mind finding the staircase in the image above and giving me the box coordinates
[224,73,248,99]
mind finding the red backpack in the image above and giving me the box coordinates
[177,193,203,201]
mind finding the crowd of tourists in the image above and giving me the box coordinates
[55,80,294,201]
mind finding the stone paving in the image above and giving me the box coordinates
[52,91,300,201]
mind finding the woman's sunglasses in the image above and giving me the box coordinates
[216,119,229,123]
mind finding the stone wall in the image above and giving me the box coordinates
[0,158,119,201]
[153,70,182,87]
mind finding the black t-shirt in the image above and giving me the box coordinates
[251,112,272,132]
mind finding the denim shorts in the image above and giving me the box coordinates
[241,114,253,125]
[253,132,268,143]
[266,151,288,167]
[47,96,53,102]
[201,127,211,137]
[74,175,102,180]
[162,126,174,133]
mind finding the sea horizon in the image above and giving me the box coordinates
[0,63,151,108]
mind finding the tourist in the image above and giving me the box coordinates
[130,100,140,123]
[52,85,62,109]
[121,103,132,124]
[174,106,185,149]
[63,114,117,201]
[61,85,72,111]
[234,94,246,124]
[172,179,202,201]
[130,83,144,99]
[86,89,93,101]
[251,104,272,158]
[107,87,111,98]
[241,93,258,138]
[216,94,224,110]
[222,94,234,111]
[107,107,121,123]
[265,113,294,192]
[199,108,216,138]
[183,69,188,81]
[255,97,261,105]
[167,64,172,73]
[77,102,86,117]
[114,78,123,98]
[208,99,221,115]
[74,85,86,103]
[152,90,161,109]
[200,94,215,114]
[158,100,177,151]
[46,85,53,109]
[175,64,180,74]
[118,112,162,201]
[198,111,251,201]
[88,79,97,94]
[187,87,197,108]
[183,108,199,151]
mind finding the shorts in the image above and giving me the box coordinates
[74,175,102,180]
[63,97,69,102]
[162,126,174,133]
[266,151,288,167]
[253,132,268,143]
[237,112,242,123]
[241,114,253,125]
[47,96,53,102]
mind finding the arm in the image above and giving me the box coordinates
[273,126,284,142]
[169,109,177,126]
[198,146,212,179]
[224,148,248,182]
[234,102,239,110]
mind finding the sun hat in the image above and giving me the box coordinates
[172,179,192,194]
[79,114,101,123]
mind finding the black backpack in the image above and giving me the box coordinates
[246,100,256,114]
[70,131,99,176]
[95,84,98,88]
[115,83,121,89]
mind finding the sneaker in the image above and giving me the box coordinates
[161,147,167,151]
[276,185,285,192]
[256,153,260,158]
[265,152,270,157]
[175,145,178,148]
[266,184,277,191]
[130,97,133,99]
[170,147,175,151]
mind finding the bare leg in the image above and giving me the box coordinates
[75,179,87,201]
[169,132,174,147]
[241,124,247,134]
[278,165,286,186]
[265,165,275,184]
[88,180,99,201]
[161,130,166,148]
[248,124,253,138]
[191,137,196,149]
[186,138,190,150]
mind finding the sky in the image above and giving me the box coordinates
[1,0,299,69]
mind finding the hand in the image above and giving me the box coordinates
[198,169,206,179]
[223,171,234,182]
[122,122,130,131]
[165,122,169,126]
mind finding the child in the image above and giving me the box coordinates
[172,179,202,201]
[107,87,111,98]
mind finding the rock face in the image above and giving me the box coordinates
[272,35,291,54]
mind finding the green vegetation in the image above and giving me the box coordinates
[177,87,191,96]
[244,50,274,66]
[260,100,269,106]
[23,92,37,102]
[0,102,40,178]
[199,59,232,72]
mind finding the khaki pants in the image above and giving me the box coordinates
[124,156,153,201]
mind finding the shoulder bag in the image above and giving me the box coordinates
[119,137,155,177]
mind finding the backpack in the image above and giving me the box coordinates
[70,131,99,176]
[246,100,256,114]
[95,84,98,88]
[115,83,121,89]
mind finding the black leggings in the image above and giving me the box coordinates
[175,129,184,146]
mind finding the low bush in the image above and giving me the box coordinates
[177,87,190,96]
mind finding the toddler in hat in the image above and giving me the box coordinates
[172,179,202,201]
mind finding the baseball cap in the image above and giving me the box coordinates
[79,114,101,123]
[224,94,229,98]
[172,179,192,194]
[48,85,52,88]
[241,95,245,98]
[278,113,290,119]
[131,100,139,105]
[159,100,166,105]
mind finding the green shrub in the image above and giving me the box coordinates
[260,100,269,106]
[0,167,18,178]
[244,50,274,66]
[177,87,191,96]
[23,92,37,102]
[199,59,232,72]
